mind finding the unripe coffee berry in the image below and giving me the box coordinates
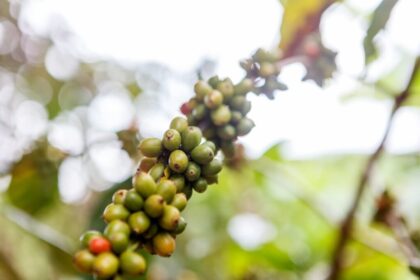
[221,141,235,158]
[169,174,186,192]
[217,78,234,99]
[236,118,255,136]
[182,185,193,200]
[204,90,223,109]
[234,78,254,95]
[202,141,217,153]
[120,250,146,275]
[174,216,187,234]
[149,163,165,182]
[185,162,201,182]
[162,129,181,151]
[128,211,151,234]
[192,178,208,193]
[205,175,219,185]
[171,193,188,211]
[144,194,164,218]
[170,116,188,133]
[143,223,159,239]
[103,204,130,223]
[73,249,95,273]
[157,180,177,203]
[191,144,214,165]
[80,230,102,248]
[104,220,130,237]
[133,172,157,198]
[211,105,232,126]
[89,237,111,254]
[159,205,180,231]
[169,150,189,173]
[230,111,243,124]
[139,157,157,172]
[194,80,213,99]
[153,233,176,257]
[240,100,252,115]
[192,104,207,121]
[181,126,202,151]
[217,125,236,140]
[108,232,129,254]
[138,138,163,157]
[123,189,144,212]
[202,158,223,176]
[112,190,127,205]
[92,252,119,278]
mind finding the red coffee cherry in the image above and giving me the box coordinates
[89,237,111,254]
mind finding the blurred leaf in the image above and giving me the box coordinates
[262,143,284,162]
[363,0,399,64]
[7,145,59,214]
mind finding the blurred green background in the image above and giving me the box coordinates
[1,0,420,279]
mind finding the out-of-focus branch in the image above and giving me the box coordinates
[327,57,420,280]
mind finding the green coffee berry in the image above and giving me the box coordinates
[192,104,207,121]
[143,223,159,239]
[181,126,202,151]
[217,78,234,99]
[157,180,177,203]
[191,144,214,165]
[237,118,255,136]
[169,174,186,192]
[104,220,130,237]
[80,230,102,248]
[73,249,95,273]
[112,189,127,205]
[192,178,208,193]
[108,232,129,254]
[128,212,151,234]
[138,138,163,157]
[205,175,218,185]
[234,78,254,95]
[194,80,213,99]
[221,141,235,158]
[162,129,181,151]
[159,205,180,231]
[240,100,252,115]
[171,193,187,211]
[144,194,164,218]
[120,251,146,275]
[230,111,243,124]
[149,162,165,181]
[230,96,246,111]
[153,233,176,257]
[169,150,189,173]
[202,158,223,176]
[208,76,220,88]
[103,204,130,223]
[202,141,217,153]
[204,90,223,109]
[139,157,157,172]
[182,185,193,200]
[133,172,157,198]
[174,217,187,234]
[92,252,119,278]
[217,125,236,140]
[211,105,231,126]
[185,161,201,182]
[123,189,144,212]
[170,117,188,133]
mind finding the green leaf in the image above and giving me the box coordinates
[363,0,399,64]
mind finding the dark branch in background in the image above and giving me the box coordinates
[327,57,420,280]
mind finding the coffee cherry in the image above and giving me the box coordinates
[162,129,181,151]
[236,118,255,136]
[234,78,254,95]
[89,237,111,254]
[108,232,129,254]
[192,104,207,121]
[133,172,157,198]
[191,144,214,165]
[170,117,188,133]
[185,162,201,182]
[205,175,219,185]
[139,157,157,172]
[180,102,193,115]
[170,174,186,192]
[138,138,163,157]
[221,141,235,158]
[104,220,130,237]
[73,249,95,273]
[153,233,176,257]
[112,190,127,205]
[194,80,213,100]
[211,105,231,126]
[171,193,187,211]
[80,230,102,248]
[120,250,146,275]
[169,150,189,173]
[144,194,164,218]
[216,78,234,99]
[157,180,177,203]
[103,204,130,223]
[123,189,144,212]
[202,141,216,153]
[192,178,208,193]
[208,76,220,88]
[230,111,243,124]
[204,90,223,109]
[240,100,251,115]
[181,126,202,151]
[149,162,165,181]
[230,96,246,111]
[128,212,151,234]
[174,217,187,234]
[159,205,180,231]
[143,223,159,239]
[202,158,223,176]
[92,252,119,278]
[182,185,193,200]
[217,125,236,140]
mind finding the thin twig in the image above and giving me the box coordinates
[327,57,420,280]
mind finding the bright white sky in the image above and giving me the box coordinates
[19,0,420,161]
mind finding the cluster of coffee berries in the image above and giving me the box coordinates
[240,48,287,100]
[181,76,256,158]
[74,116,223,279]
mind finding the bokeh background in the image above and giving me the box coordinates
[1,0,420,279]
